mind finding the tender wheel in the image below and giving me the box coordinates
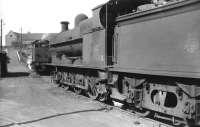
[87,85,98,100]
[73,87,82,94]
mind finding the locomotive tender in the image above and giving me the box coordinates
[32,0,200,126]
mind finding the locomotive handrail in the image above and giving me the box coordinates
[50,38,82,48]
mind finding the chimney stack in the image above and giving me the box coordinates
[61,21,69,32]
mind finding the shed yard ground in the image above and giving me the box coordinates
[0,48,170,127]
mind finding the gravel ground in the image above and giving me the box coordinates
[0,48,170,127]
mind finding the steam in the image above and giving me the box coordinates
[41,33,49,40]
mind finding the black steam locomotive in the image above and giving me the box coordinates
[32,0,200,126]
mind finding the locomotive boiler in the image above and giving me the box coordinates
[32,0,200,126]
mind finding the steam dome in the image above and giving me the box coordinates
[74,14,88,27]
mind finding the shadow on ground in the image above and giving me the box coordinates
[6,72,30,77]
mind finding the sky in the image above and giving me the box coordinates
[0,0,108,44]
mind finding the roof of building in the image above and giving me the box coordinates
[21,33,43,41]
[6,31,57,43]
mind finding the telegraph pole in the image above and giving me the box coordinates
[20,27,22,44]
[20,27,22,49]
[0,19,2,51]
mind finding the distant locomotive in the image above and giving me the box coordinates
[32,0,200,126]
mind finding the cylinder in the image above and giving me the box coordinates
[61,21,69,32]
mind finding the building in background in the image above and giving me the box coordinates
[5,31,44,47]
[5,30,57,67]
[5,31,56,46]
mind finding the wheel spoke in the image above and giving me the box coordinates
[87,85,98,100]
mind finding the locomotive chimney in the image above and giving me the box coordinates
[61,21,69,32]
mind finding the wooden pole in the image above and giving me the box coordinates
[0,19,2,51]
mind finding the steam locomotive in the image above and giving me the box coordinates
[32,0,200,126]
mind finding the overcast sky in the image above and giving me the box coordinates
[0,0,108,40]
